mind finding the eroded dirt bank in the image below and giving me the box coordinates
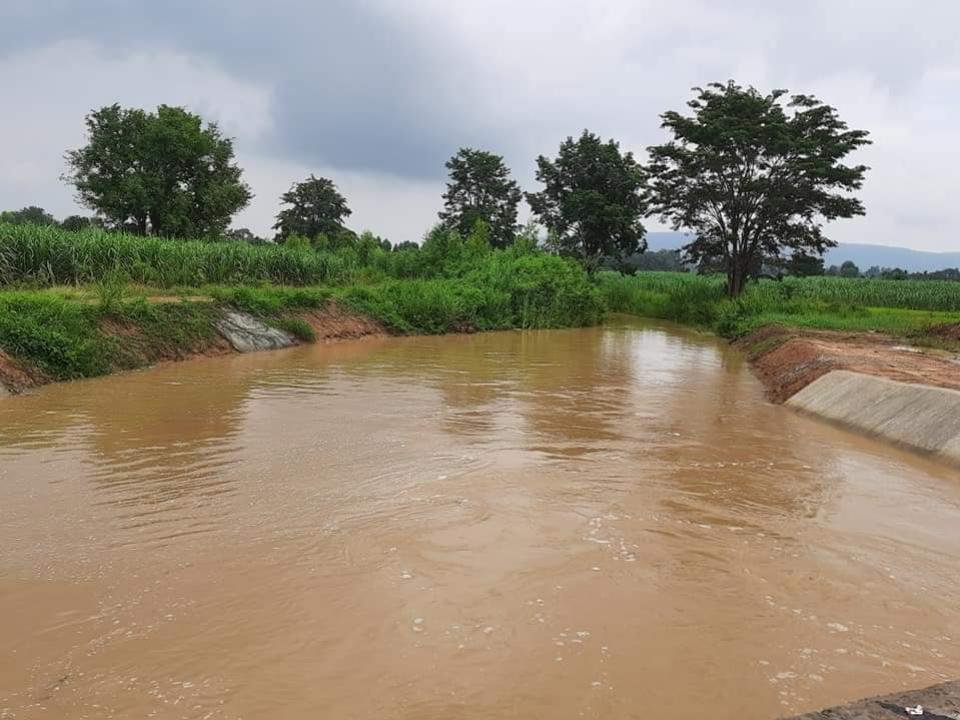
[736,324,960,403]
[0,349,44,393]
[0,301,385,395]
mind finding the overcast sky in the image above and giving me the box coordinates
[2,1,958,250]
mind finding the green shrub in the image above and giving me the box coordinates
[469,252,604,328]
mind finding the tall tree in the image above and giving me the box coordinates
[646,81,870,296]
[526,130,646,271]
[60,215,95,231]
[224,227,266,244]
[273,175,351,242]
[0,206,57,226]
[839,260,861,278]
[439,148,522,248]
[785,251,826,277]
[64,104,251,237]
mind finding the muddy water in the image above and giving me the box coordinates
[2,317,959,719]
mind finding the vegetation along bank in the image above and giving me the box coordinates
[0,221,603,392]
[3,77,960,463]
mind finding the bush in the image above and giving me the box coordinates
[469,252,603,328]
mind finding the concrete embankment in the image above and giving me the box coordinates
[787,370,960,467]
[783,679,960,719]
[215,310,297,352]
[734,325,960,467]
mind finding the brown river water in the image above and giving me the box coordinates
[2,317,959,719]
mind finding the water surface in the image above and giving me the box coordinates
[2,317,959,718]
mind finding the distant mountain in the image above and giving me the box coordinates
[645,232,694,252]
[643,232,960,273]
[822,244,960,273]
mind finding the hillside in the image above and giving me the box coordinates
[645,232,960,272]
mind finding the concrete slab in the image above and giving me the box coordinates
[786,370,960,467]
[214,310,296,353]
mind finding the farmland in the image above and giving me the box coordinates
[598,271,960,341]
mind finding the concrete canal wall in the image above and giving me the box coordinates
[787,370,960,468]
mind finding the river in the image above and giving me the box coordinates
[1,317,959,719]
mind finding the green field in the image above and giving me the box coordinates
[598,271,960,339]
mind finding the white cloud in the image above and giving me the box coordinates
[234,154,444,244]
[0,38,444,242]
[0,40,272,221]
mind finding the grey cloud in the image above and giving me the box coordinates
[1,0,486,178]
[4,0,959,180]
[2,1,960,249]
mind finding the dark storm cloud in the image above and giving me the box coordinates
[4,0,958,181]
[3,0,960,249]
[0,0,482,178]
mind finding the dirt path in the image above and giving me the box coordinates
[738,325,960,403]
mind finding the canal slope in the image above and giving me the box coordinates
[787,371,960,468]
[0,300,385,394]
[735,325,960,467]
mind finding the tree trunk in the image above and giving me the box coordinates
[727,261,747,297]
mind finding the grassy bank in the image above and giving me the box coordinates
[598,272,960,343]
[0,221,607,387]
[4,221,958,390]
[0,262,603,385]
[0,291,218,382]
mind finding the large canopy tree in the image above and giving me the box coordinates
[64,104,251,237]
[645,81,870,295]
[273,175,352,242]
[439,148,522,248]
[526,130,646,271]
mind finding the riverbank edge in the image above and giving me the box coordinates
[788,370,960,467]
[0,299,388,395]
[6,306,960,472]
[733,324,960,467]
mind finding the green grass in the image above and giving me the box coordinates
[0,291,217,380]
[272,316,317,342]
[0,222,354,287]
[0,292,109,379]
[208,285,334,314]
[598,271,960,341]
[0,254,604,382]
